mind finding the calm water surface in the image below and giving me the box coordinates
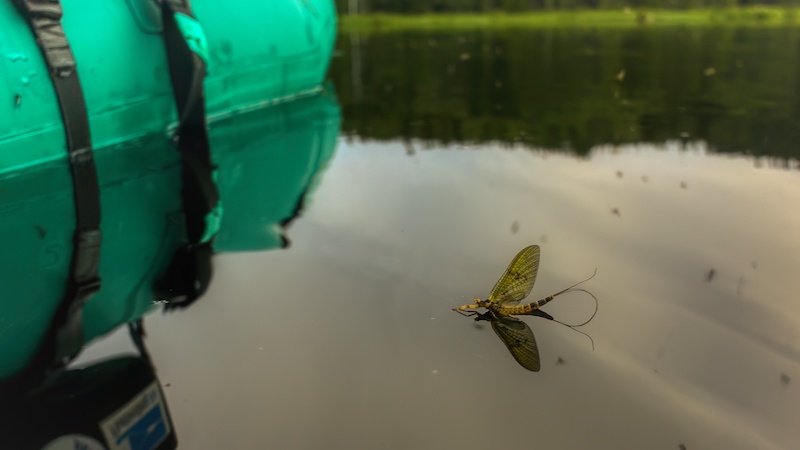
[80,27,800,449]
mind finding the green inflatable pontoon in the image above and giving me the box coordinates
[0,0,338,385]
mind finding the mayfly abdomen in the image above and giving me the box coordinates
[499,303,536,315]
[498,295,555,316]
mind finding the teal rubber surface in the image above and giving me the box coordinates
[0,0,339,380]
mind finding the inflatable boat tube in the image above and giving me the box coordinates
[0,0,339,381]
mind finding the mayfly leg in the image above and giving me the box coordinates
[452,298,487,316]
[454,308,480,317]
[453,304,480,317]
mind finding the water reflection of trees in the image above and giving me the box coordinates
[334,0,774,13]
[331,28,800,161]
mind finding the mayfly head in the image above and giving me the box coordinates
[453,298,493,317]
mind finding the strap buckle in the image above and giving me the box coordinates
[155,242,213,310]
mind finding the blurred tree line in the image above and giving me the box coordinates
[335,0,797,13]
[330,27,800,160]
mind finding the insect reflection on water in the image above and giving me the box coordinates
[453,245,598,372]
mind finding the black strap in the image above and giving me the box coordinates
[128,319,152,363]
[3,0,102,392]
[155,0,220,310]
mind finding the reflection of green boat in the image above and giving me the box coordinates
[0,0,339,381]
[214,87,341,253]
[1,88,341,380]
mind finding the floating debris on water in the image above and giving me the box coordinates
[737,276,745,296]
[460,52,471,61]
[704,67,717,76]
[14,94,21,108]
[679,444,687,450]
[706,269,716,282]
[431,369,439,375]
[616,170,624,178]
[680,181,688,189]
[556,357,565,365]
[781,373,791,386]
[511,220,519,234]
[611,208,621,218]
[642,175,649,182]
[616,69,626,81]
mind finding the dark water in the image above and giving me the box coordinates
[331,27,800,163]
[77,28,800,450]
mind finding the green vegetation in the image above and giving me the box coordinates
[330,27,800,159]
[335,0,797,14]
[340,7,800,32]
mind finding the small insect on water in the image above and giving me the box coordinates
[453,245,598,371]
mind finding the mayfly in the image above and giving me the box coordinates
[470,309,553,371]
[453,245,598,371]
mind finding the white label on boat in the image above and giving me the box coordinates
[100,381,171,450]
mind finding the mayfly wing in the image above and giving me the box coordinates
[490,315,541,372]
[488,245,540,306]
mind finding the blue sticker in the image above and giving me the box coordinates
[115,404,169,449]
[100,382,172,450]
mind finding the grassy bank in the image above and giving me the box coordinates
[339,7,800,33]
